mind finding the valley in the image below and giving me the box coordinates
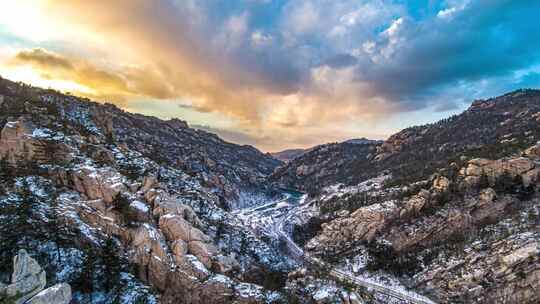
[0,77,538,304]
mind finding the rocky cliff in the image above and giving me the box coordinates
[0,77,288,304]
[270,139,382,193]
[296,90,540,304]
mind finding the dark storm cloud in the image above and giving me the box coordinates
[358,1,540,108]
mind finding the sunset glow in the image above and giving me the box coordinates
[1,1,539,151]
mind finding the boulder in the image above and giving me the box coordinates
[524,143,540,158]
[141,175,159,192]
[433,175,451,192]
[189,241,218,269]
[71,166,127,204]
[159,215,192,242]
[200,275,235,303]
[501,242,539,268]
[4,249,46,304]
[132,224,170,262]
[479,188,497,204]
[0,118,37,164]
[26,283,71,304]
[172,240,189,264]
[154,201,202,227]
[159,214,210,243]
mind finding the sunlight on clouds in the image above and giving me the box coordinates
[0,1,54,42]
[0,65,94,95]
[0,1,538,150]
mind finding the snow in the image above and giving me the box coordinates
[187,255,210,275]
[130,200,149,213]
[313,286,337,301]
[235,282,265,299]
[31,127,53,138]
[336,256,435,304]
[209,274,234,285]
[320,174,391,201]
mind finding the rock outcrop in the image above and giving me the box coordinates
[0,250,71,304]
[270,140,381,192]
[0,77,281,304]
[26,283,71,304]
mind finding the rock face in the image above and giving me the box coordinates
[307,146,540,303]
[0,77,281,304]
[4,249,47,304]
[270,140,382,192]
[0,250,71,304]
[26,283,71,304]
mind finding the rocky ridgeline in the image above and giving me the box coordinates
[305,145,540,303]
[283,90,540,303]
[273,89,540,191]
[270,139,382,193]
[0,76,280,206]
[0,78,286,303]
[0,250,71,304]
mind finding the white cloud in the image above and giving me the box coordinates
[251,31,273,47]
[437,0,470,20]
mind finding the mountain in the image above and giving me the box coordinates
[271,138,380,163]
[269,139,383,193]
[272,90,540,192]
[289,89,540,304]
[0,75,538,304]
[0,76,289,303]
[270,148,308,162]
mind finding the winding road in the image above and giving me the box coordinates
[235,192,437,304]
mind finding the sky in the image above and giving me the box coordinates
[1,1,539,152]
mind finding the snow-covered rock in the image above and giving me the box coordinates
[26,283,71,304]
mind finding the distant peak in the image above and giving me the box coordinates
[343,138,383,145]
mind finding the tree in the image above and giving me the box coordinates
[101,236,122,293]
[14,179,43,249]
[478,171,490,189]
[0,195,19,275]
[75,244,98,302]
[494,170,514,193]
[44,185,76,265]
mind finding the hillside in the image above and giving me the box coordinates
[288,89,540,303]
[0,76,538,304]
[0,77,290,303]
[272,89,540,192]
[270,139,382,193]
[270,149,308,163]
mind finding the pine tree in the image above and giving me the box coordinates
[0,196,19,274]
[76,244,98,302]
[16,178,43,249]
[44,184,75,265]
[101,236,122,293]
[478,171,490,189]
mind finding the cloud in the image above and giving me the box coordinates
[358,1,540,105]
[10,48,175,103]
[2,0,540,150]
[15,48,73,70]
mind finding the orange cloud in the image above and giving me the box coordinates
[10,48,176,104]
[3,1,399,150]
